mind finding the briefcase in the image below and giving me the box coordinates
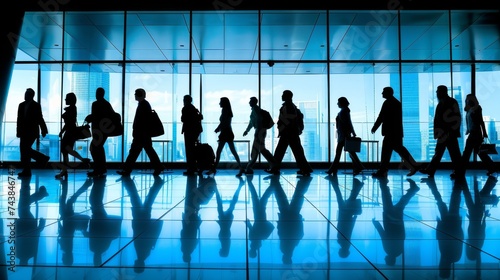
[479,139,497,155]
[345,136,361,153]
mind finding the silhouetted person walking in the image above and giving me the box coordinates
[371,87,419,177]
[117,88,164,176]
[461,93,497,177]
[209,97,244,176]
[326,97,365,176]
[181,94,203,176]
[17,88,49,177]
[56,92,90,179]
[85,87,117,177]
[273,175,311,264]
[420,85,462,178]
[372,178,419,266]
[242,97,277,174]
[327,174,363,259]
[273,90,313,176]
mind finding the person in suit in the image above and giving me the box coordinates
[326,97,365,176]
[272,90,313,176]
[56,92,91,179]
[460,93,497,177]
[117,88,164,176]
[85,87,117,177]
[16,88,50,177]
[371,86,419,177]
[181,94,203,176]
[243,97,277,174]
[420,85,462,178]
[209,97,244,176]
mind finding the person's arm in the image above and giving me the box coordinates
[371,103,385,134]
[38,103,48,137]
[478,107,488,138]
[243,111,254,136]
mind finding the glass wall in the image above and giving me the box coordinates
[2,9,500,165]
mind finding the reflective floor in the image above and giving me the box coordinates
[1,167,500,280]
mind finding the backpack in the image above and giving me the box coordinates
[296,108,304,135]
[260,109,274,129]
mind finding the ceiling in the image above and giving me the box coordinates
[15,9,500,74]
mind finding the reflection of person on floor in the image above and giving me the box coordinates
[122,176,165,273]
[327,175,363,258]
[16,176,48,265]
[463,176,497,278]
[272,175,311,264]
[423,177,464,279]
[246,175,275,258]
[215,177,244,257]
[87,177,123,266]
[181,175,216,263]
[372,178,419,265]
[58,178,92,265]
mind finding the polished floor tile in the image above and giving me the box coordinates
[1,167,500,279]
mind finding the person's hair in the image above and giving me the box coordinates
[283,90,293,100]
[465,93,479,111]
[437,85,448,93]
[220,97,233,117]
[338,97,349,107]
[25,88,35,99]
[250,96,258,104]
[66,92,77,105]
[135,88,146,98]
[96,87,105,99]
[184,94,192,103]
[382,87,394,96]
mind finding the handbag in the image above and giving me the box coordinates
[150,110,165,137]
[73,122,91,140]
[345,136,361,153]
[105,112,123,137]
[479,138,497,155]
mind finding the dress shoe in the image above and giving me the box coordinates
[244,169,254,174]
[154,166,166,176]
[55,170,68,180]
[406,168,417,177]
[18,170,32,177]
[419,168,434,177]
[353,169,363,176]
[297,170,311,176]
[372,170,387,177]
[205,168,217,176]
[264,168,280,175]
[87,171,105,177]
[486,170,497,177]
[116,170,131,176]
[236,168,245,177]
[325,168,337,175]
[183,171,196,176]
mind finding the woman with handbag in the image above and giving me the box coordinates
[460,94,497,177]
[56,92,90,179]
[326,97,365,176]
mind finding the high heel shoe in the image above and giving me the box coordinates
[82,158,91,168]
[206,168,217,175]
[236,168,245,177]
[55,170,68,180]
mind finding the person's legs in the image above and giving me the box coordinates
[90,135,108,174]
[122,137,144,172]
[19,136,36,173]
[143,137,162,171]
[425,141,446,174]
[227,141,243,168]
[184,132,198,173]
[214,141,226,167]
[289,135,312,173]
[348,151,365,174]
[327,141,345,174]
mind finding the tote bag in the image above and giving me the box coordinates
[150,110,165,137]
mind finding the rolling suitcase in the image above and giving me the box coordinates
[195,142,215,171]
